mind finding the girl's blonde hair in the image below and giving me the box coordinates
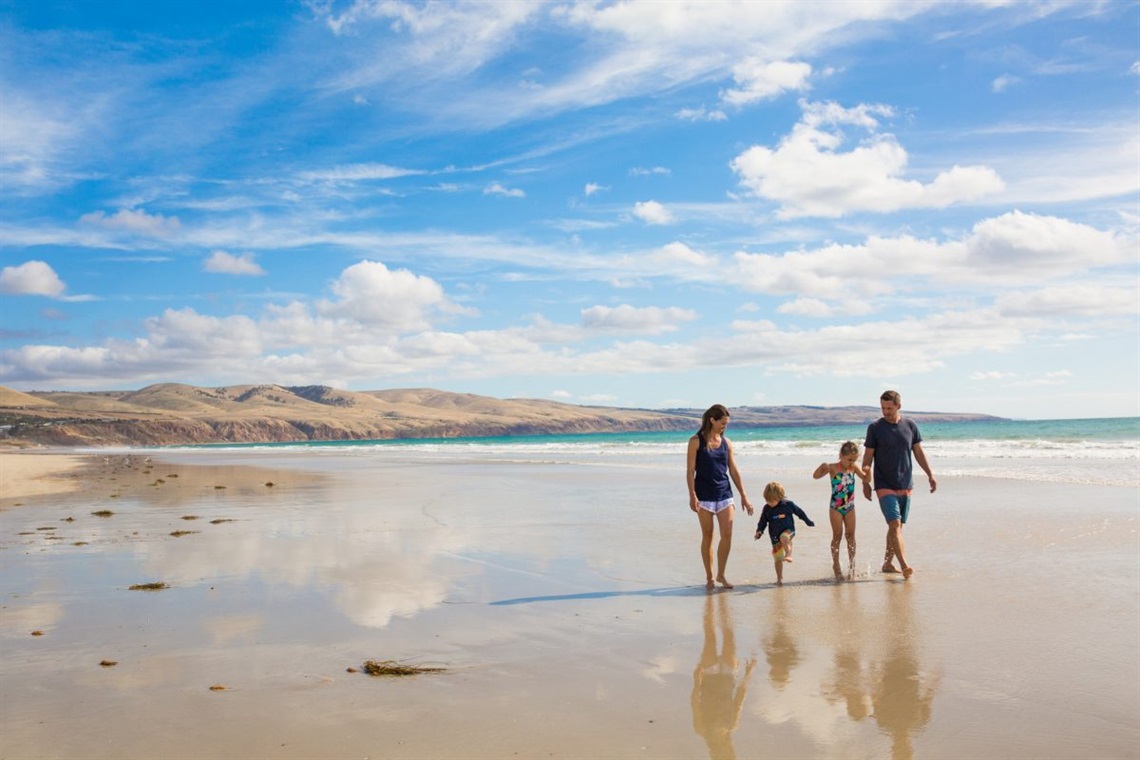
[840,441,859,457]
[763,481,785,501]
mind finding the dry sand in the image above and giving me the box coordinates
[0,447,1137,760]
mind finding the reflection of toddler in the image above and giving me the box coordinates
[754,482,815,585]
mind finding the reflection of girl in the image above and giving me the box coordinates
[687,405,753,591]
[813,442,872,581]
[691,594,755,760]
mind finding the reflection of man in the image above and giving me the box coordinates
[862,390,937,578]
[872,586,941,760]
[691,593,755,760]
[822,586,870,720]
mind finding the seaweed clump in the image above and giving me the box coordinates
[128,582,169,591]
[358,659,445,677]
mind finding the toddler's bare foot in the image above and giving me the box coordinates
[716,576,734,589]
[881,563,900,573]
[902,567,915,579]
[783,556,793,563]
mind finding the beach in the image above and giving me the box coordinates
[1,439,1138,760]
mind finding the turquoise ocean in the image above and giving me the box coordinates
[161,416,1140,488]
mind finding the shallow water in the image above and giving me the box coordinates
[1,449,1137,759]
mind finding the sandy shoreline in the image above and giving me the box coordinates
[0,451,88,501]
[1,447,1137,759]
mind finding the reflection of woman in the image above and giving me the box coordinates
[687,405,754,591]
[872,586,941,760]
[691,593,755,760]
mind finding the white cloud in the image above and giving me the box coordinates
[991,74,1021,93]
[996,283,1140,317]
[732,211,1134,297]
[584,182,606,196]
[630,166,671,177]
[550,389,572,399]
[675,106,728,122]
[971,371,1017,380]
[484,182,525,198]
[730,100,1005,218]
[1131,61,1140,75]
[317,260,466,332]
[777,297,875,318]
[580,304,696,334]
[721,59,812,106]
[78,208,181,237]
[204,250,266,276]
[0,261,66,297]
[632,200,674,225]
[297,163,425,182]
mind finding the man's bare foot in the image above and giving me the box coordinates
[881,563,900,573]
[902,567,915,579]
[716,577,734,589]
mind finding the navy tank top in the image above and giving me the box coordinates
[694,435,733,502]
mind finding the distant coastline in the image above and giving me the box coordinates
[0,383,1005,448]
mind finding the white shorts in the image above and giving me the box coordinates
[698,498,734,514]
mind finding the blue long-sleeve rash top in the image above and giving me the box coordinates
[755,499,814,542]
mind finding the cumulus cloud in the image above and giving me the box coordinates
[731,211,1133,297]
[204,250,266,276]
[730,100,1004,218]
[580,304,696,334]
[317,260,466,332]
[0,261,66,297]
[632,200,674,225]
[991,74,1021,93]
[995,283,1139,317]
[78,208,181,237]
[777,297,874,318]
[721,59,812,105]
[484,181,525,198]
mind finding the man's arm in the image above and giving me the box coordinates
[913,442,937,493]
[861,446,875,500]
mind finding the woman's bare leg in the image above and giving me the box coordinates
[714,507,735,588]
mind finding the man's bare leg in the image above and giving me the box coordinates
[887,520,913,579]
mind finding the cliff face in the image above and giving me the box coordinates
[0,383,1002,448]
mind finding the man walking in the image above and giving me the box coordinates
[862,390,937,579]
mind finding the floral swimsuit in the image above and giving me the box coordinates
[830,470,856,516]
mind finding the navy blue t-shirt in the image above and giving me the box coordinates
[864,417,923,491]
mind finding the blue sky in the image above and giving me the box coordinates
[1,0,1137,419]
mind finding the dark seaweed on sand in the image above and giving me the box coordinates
[360,659,445,677]
[128,582,169,591]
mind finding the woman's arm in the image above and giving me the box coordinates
[725,439,753,514]
[686,435,700,512]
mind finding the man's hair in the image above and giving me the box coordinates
[880,390,901,405]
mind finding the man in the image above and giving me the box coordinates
[861,390,937,579]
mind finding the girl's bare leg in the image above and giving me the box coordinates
[844,510,857,579]
[829,509,844,581]
[714,506,735,588]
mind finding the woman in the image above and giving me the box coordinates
[687,404,753,590]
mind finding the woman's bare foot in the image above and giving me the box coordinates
[706,579,715,591]
[881,563,900,573]
[902,567,915,579]
[716,576,734,589]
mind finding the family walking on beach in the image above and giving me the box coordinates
[686,391,937,588]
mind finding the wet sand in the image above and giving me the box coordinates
[1,448,1137,759]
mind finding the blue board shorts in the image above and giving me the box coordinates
[878,493,911,524]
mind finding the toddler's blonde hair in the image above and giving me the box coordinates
[763,481,785,502]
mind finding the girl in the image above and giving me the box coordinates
[813,441,872,581]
